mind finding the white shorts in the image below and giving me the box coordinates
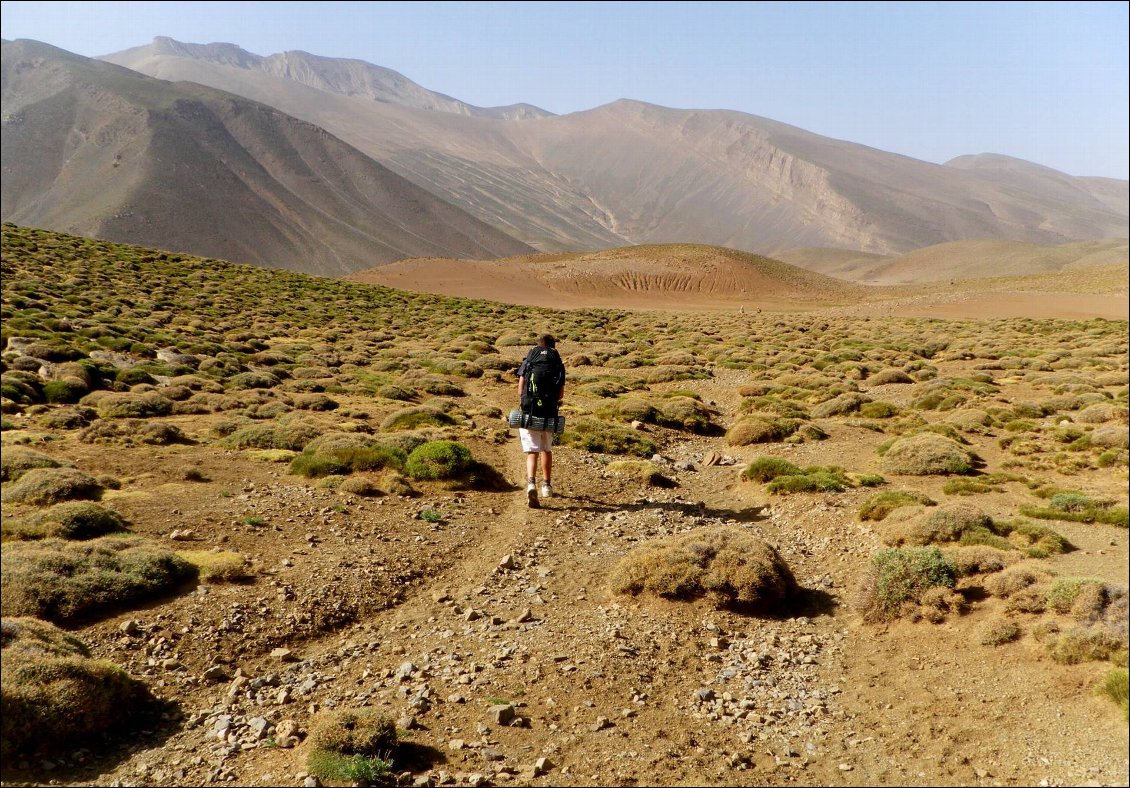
[519,428,554,453]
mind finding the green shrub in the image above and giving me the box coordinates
[289,453,350,478]
[1,502,128,541]
[404,440,474,480]
[855,547,958,621]
[43,377,89,404]
[1,446,70,482]
[1097,668,1129,720]
[766,466,851,494]
[859,401,900,419]
[741,457,801,483]
[1,467,103,505]
[1,617,157,760]
[609,526,797,611]
[558,418,657,457]
[95,392,174,419]
[1,537,197,623]
[307,751,394,784]
[1019,496,1129,528]
[380,406,457,432]
[858,490,936,521]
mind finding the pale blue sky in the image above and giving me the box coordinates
[3,1,1127,179]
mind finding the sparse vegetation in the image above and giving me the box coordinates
[855,547,959,621]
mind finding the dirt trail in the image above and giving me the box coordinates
[4,357,1127,788]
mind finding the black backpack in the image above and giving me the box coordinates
[521,347,564,418]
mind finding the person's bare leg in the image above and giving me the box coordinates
[541,451,552,484]
[526,451,539,507]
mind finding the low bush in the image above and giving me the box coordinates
[858,490,936,521]
[1019,493,1129,528]
[380,406,457,432]
[1,617,157,760]
[811,392,870,418]
[307,708,397,782]
[606,460,675,487]
[609,526,797,612]
[944,545,1019,576]
[870,368,914,385]
[558,418,657,457]
[1,446,70,482]
[880,433,977,476]
[855,546,958,621]
[979,618,1021,646]
[1097,668,1129,720]
[93,392,173,419]
[725,417,799,446]
[1,502,128,541]
[404,440,474,481]
[176,550,251,583]
[766,466,851,494]
[741,457,801,483]
[1,537,197,623]
[1038,624,1128,665]
[1,467,103,506]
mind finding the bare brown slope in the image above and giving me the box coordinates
[1,39,533,275]
[101,39,1129,256]
[347,243,864,310]
[801,238,1129,285]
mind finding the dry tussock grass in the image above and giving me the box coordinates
[609,527,797,611]
[1,467,103,506]
[1,616,156,760]
[880,433,977,475]
[1,537,197,623]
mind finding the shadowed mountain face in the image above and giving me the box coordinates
[101,38,1128,255]
[1,40,534,275]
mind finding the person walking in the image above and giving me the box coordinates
[516,334,566,508]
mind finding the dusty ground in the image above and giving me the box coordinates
[2,318,1127,788]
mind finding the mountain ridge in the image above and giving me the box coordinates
[1,39,534,275]
[99,37,1129,256]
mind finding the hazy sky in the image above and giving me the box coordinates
[3,1,1127,179]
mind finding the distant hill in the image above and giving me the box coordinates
[102,37,1129,255]
[1,39,534,275]
[780,238,1128,285]
[347,243,863,309]
[105,36,553,120]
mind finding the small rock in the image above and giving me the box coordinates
[303,777,321,788]
[838,764,854,772]
[590,716,613,731]
[489,704,516,726]
[202,665,230,683]
[270,647,298,663]
[398,715,421,731]
[499,554,516,570]
[448,739,466,751]
[120,620,142,636]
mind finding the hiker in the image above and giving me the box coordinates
[516,334,566,507]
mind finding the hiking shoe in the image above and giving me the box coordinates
[539,482,553,499]
[526,482,540,508]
